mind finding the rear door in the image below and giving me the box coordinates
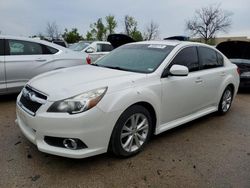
[5,39,55,92]
[0,39,6,93]
[197,46,225,107]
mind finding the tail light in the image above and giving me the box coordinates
[237,67,240,75]
[86,55,91,64]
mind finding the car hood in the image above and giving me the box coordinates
[28,65,146,101]
[216,41,250,60]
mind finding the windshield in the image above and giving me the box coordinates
[71,42,90,51]
[95,44,174,73]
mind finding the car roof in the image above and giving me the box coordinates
[0,35,67,50]
[78,40,111,44]
[124,40,208,47]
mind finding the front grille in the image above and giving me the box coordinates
[18,86,47,115]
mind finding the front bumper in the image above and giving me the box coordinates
[16,94,121,159]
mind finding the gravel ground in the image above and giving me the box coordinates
[0,91,250,188]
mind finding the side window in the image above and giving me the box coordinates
[8,40,43,55]
[42,45,59,54]
[216,52,224,67]
[96,44,113,52]
[170,47,199,72]
[0,39,4,55]
[102,44,113,52]
[199,47,221,69]
[96,44,102,52]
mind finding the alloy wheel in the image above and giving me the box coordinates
[120,113,149,152]
[221,89,232,112]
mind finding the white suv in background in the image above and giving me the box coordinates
[70,41,113,63]
[0,35,87,94]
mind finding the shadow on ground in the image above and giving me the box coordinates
[0,93,18,102]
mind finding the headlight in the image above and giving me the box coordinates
[47,87,107,114]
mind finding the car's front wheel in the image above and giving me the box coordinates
[109,105,152,157]
[218,86,233,115]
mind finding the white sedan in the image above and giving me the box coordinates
[16,41,239,158]
[70,41,113,63]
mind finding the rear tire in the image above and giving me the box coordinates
[109,105,152,157]
[218,86,233,115]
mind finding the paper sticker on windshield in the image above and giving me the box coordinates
[148,44,166,49]
[147,68,154,71]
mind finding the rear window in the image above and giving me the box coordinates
[0,39,4,55]
[216,52,224,66]
[43,45,59,54]
[96,44,174,73]
[53,41,67,47]
[198,47,223,69]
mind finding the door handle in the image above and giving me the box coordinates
[195,77,203,83]
[35,58,46,62]
[220,72,226,76]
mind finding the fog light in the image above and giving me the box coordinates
[63,138,78,150]
[44,136,87,149]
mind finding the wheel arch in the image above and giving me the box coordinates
[227,83,235,96]
[129,101,157,135]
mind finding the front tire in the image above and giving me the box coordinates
[218,86,233,115]
[109,105,152,157]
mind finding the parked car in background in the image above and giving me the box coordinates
[164,36,190,41]
[51,39,68,48]
[43,37,69,48]
[0,35,87,94]
[217,41,250,88]
[107,34,135,49]
[16,40,239,159]
[70,41,113,63]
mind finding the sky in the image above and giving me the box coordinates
[0,0,249,39]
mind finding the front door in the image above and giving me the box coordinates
[160,46,205,124]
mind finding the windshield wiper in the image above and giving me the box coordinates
[91,64,133,72]
[90,64,100,66]
[101,65,130,71]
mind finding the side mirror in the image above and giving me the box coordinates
[85,48,94,53]
[169,65,189,76]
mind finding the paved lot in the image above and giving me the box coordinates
[0,91,250,188]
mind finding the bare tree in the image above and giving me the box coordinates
[143,21,159,40]
[46,21,60,39]
[186,4,232,43]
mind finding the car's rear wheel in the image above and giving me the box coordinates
[109,105,152,157]
[218,86,233,115]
